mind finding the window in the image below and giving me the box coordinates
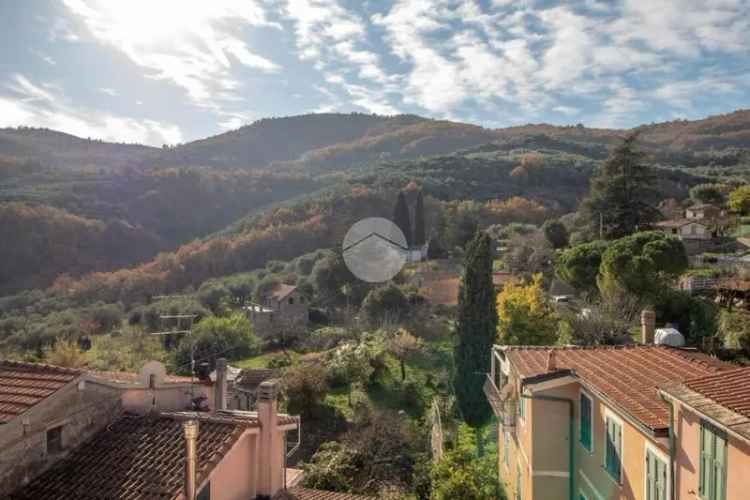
[197,482,210,500]
[46,425,63,454]
[519,396,526,422]
[504,430,510,467]
[288,297,294,305]
[605,416,622,482]
[646,448,667,500]
[580,393,592,452]
[699,421,727,500]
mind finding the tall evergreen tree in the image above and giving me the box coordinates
[453,231,498,453]
[580,133,659,240]
[413,190,426,247]
[392,191,412,247]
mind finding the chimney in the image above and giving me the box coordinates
[257,379,283,498]
[546,349,557,372]
[641,309,656,344]
[214,358,228,411]
[183,420,199,500]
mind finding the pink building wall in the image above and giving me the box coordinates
[673,402,750,500]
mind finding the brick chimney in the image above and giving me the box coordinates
[257,379,283,499]
[214,358,227,411]
[183,420,199,500]
[546,349,557,372]
[641,309,656,344]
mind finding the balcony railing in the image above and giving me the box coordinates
[484,373,516,429]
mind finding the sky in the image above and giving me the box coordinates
[1,0,750,146]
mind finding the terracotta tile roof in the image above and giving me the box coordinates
[271,283,297,301]
[661,367,750,442]
[276,487,376,500]
[8,413,246,500]
[0,360,81,423]
[684,367,750,417]
[505,345,732,431]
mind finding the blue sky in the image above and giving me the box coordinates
[1,0,749,146]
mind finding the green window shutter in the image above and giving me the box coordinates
[657,455,667,500]
[713,432,727,500]
[699,425,709,499]
[605,418,622,482]
[580,394,592,451]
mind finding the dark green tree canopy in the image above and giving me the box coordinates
[580,133,660,240]
[453,231,497,429]
[542,219,569,249]
[556,240,609,295]
[598,231,688,299]
[393,191,413,247]
[689,183,727,206]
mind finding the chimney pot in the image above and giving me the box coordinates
[641,309,656,345]
[215,358,228,411]
[546,350,557,372]
[183,420,199,500]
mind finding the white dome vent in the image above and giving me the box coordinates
[655,327,685,347]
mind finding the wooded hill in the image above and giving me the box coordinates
[1,110,749,295]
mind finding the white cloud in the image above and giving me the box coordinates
[1,74,182,146]
[63,0,280,113]
[99,87,118,97]
[284,0,397,114]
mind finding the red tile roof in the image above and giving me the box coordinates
[0,361,81,423]
[271,283,297,301]
[684,367,750,419]
[505,345,731,431]
[276,487,376,500]
[8,413,247,500]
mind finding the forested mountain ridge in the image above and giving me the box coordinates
[0,127,159,170]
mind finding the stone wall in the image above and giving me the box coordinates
[0,379,121,496]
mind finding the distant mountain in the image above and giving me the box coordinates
[156,113,497,170]
[0,127,159,170]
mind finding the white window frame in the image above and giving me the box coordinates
[579,389,594,454]
[603,408,624,485]
[644,441,670,500]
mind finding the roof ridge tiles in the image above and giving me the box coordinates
[0,359,82,376]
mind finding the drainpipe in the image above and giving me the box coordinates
[660,393,676,500]
[521,393,575,500]
[183,420,199,500]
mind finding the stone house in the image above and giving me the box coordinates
[0,361,122,496]
[246,284,308,338]
[8,377,300,500]
[484,312,740,500]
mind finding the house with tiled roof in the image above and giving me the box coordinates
[245,283,308,338]
[0,360,122,496]
[660,367,750,500]
[7,376,301,500]
[483,310,738,500]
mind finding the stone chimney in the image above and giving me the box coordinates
[257,379,283,498]
[546,349,557,372]
[641,309,656,345]
[214,358,227,411]
[183,420,199,500]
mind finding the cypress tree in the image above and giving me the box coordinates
[392,191,412,247]
[413,190,426,247]
[453,230,497,453]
